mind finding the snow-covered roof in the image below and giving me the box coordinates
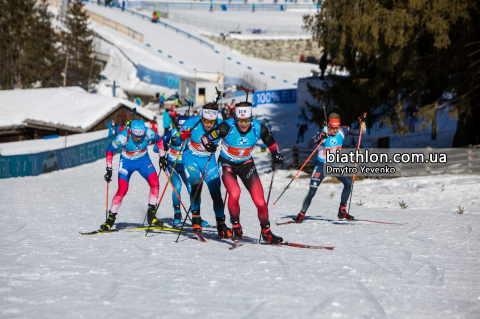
[0,87,156,131]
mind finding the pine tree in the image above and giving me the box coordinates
[59,0,96,89]
[303,0,480,146]
[0,0,58,89]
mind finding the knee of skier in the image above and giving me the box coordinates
[147,173,159,192]
[116,178,129,198]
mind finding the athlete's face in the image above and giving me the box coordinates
[238,120,251,132]
[329,126,339,136]
[132,135,142,143]
[202,118,215,131]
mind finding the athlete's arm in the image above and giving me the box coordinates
[307,131,323,148]
[202,121,230,142]
[153,133,165,157]
[106,133,127,168]
[162,130,172,145]
[260,123,279,154]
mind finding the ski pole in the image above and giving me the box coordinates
[223,191,228,207]
[273,139,325,206]
[347,112,367,215]
[145,141,186,237]
[144,120,201,237]
[106,182,109,220]
[163,170,192,222]
[266,164,277,205]
[259,164,277,242]
[176,152,214,242]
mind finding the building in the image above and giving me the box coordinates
[179,77,217,105]
[0,87,156,143]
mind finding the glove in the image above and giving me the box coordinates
[320,132,329,140]
[163,143,170,152]
[104,167,113,182]
[272,152,284,165]
[180,130,191,140]
[159,156,167,171]
[204,141,217,153]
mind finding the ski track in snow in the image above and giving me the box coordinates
[1,153,480,318]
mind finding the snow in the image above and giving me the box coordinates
[1,151,479,318]
[0,86,156,131]
[82,3,315,91]
[0,129,109,156]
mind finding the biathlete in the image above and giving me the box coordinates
[293,112,365,223]
[180,103,231,238]
[101,120,166,231]
[201,101,285,244]
[153,115,191,226]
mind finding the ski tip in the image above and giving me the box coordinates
[273,202,276,205]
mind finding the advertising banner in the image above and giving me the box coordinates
[136,64,182,89]
[0,136,116,179]
[254,89,297,105]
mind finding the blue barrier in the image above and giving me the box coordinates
[136,64,182,88]
[254,88,297,105]
[0,136,117,179]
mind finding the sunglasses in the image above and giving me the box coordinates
[202,118,216,125]
[237,118,251,123]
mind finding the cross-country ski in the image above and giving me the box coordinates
[2,1,479,317]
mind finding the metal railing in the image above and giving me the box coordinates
[85,9,144,42]
[87,1,215,50]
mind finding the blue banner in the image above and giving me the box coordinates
[254,89,297,105]
[136,64,182,89]
[0,136,117,179]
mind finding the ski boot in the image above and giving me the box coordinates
[147,204,164,227]
[100,212,117,231]
[292,211,306,223]
[337,203,354,220]
[261,222,283,244]
[173,205,182,226]
[191,211,202,234]
[232,221,243,240]
[216,217,233,239]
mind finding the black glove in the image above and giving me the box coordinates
[272,152,284,165]
[205,142,217,153]
[320,132,329,140]
[159,156,167,171]
[104,167,113,182]
[163,144,170,152]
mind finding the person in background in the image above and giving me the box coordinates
[163,108,172,134]
[150,116,158,134]
[189,95,194,106]
[106,119,118,137]
[152,11,157,23]
[192,109,199,117]
[297,109,309,143]
[156,11,160,22]
[319,52,332,80]
[169,106,178,128]
[122,0,125,11]
[159,93,165,111]
[119,122,126,133]
[209,0,213,12]
[252,2,255,12]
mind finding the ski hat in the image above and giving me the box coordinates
[202,109,218,120]
[130,120,146,137]
[177,115,189,126]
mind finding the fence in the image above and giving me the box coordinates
[277,146,480,177]
[87,1,215,50]
[124,1,319,11]
[85,9,144,42]
[0,136,117,179]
